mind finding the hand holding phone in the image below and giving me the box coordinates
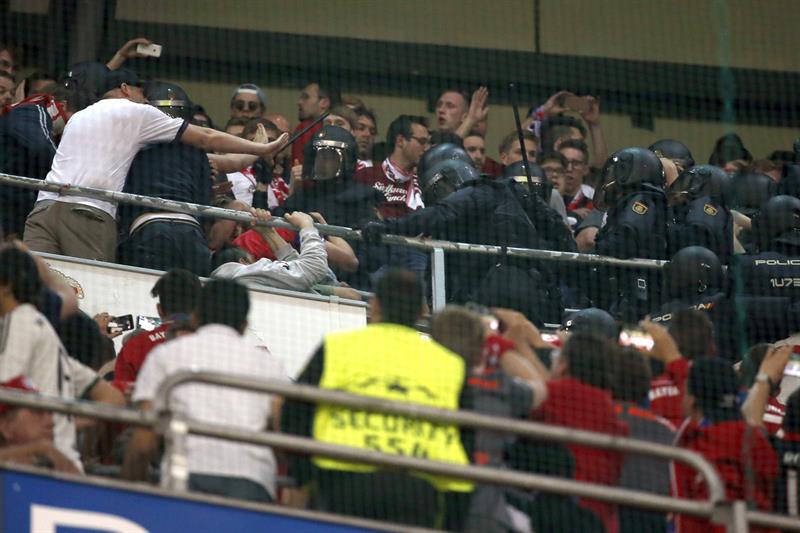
[107,314,134,334]
[136,43,162,58]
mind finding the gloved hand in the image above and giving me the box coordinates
[361,221,387,245]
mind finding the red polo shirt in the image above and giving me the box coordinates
[649,357,691,428]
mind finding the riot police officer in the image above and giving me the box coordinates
[363,144,563,322]
[649,138,694,173]
[117,81,213,276]
[667,164,733,262]
[593,147,668,321]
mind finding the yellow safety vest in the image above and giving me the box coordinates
[312,323,473,492]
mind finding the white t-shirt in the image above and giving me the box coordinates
[0,304,98,469]
[227,167,257,206]
[133,324,287,495]
[37,98,186,217]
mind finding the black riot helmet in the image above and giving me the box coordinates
[752,195,800,251]
[145,81,193,120]
[663,246,724,300]
[595,147,665,209]
[302,125,358,181]
[504,161,553,201]
[778,164,800,199]
[668,164,730,204]
[416,143,473,180]
[561,307,620,342]
[725,171,777,217]
[649,139,695,170]
[419,159,478,204]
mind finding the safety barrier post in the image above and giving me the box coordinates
[430,247,446,311]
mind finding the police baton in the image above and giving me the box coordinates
[509,82,534,192]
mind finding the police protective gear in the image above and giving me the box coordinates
[419,158,478,205]
[752,195,800,252]
[649,138,695,170]
[595,147,665,210]
[145,81,193,120]
[416,142,473,179]
[725,171,776,217]
[301,125,358,182]
[562,307,619,341]
[663,246,723,300]
[668,164,729,205]
[504,160,553,202]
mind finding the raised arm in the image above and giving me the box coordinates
[181,125,287,159]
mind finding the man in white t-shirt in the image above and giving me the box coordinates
[125,279,287,503]
[0,248,124,469]
[24,67,288,262]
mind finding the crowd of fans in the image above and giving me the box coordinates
[1,36,800,532]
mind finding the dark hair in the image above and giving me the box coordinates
[211,244,250,272]
[0,42,17,69]
[191,104,214,129]
[784,387,800,433]
[738,343,771,388]
[315,82,341,108]
[328,105,358,130]
[561,332,616,390]
[498,130,538,155]
[430,306,484,366]
[430,130,463,148]
[0,248,41,304]
[45,82,94,113]
[243,117,278,139]
[224,117,250,130]
[354,106,377,126]
[150,269,201,318]
[613,346,652,403]
[374,269,423,327]
[708,133,752,167]
[386,115,429,153]
[197,279,249,331]
[559,138,590,164]
[539,151,568,167]
[666,309,714,360]
[540,115,587,153]
[22,71,55,98]
[464,131,484,140]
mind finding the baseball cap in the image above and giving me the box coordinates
[99,68,143,95]
[687,357,740,422]
[562,308,620,342]
[231,83,267,108]
[0,375,39,415]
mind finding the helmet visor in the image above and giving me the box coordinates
[313,147,343,180]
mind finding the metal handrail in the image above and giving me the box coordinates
[0,172,666,270]
[153,371,725,504]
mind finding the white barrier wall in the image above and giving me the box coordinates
[39,253,368,378]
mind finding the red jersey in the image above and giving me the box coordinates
[649,357,690,428]
[113,322,172,391]
[763,397,785,436]
[672,418,779,533]
[353,158,424,219]
[482,157,504,177]
[233,227,297,261]
[533,377,628,533]
[290,119,323,165]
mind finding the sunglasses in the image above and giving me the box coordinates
[232,100,260,112]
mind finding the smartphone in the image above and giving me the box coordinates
[784,346,800,378]
[563,95,590,113]
[136,315,162,332]
[619,327,655,351]
[107,314,134,334]
[136,43,162,58]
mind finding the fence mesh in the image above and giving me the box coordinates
[1,1,800,531]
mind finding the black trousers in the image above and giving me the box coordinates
[188,473,272,503]
[118,221,211,277]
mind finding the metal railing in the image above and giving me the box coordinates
[1,377,798,531]
[0,172,667,310]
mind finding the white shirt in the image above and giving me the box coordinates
[0,304,98,469]
[227,167,256,206]
[37,98,186,217]
[133,324,287,495]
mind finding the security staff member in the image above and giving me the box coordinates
[281,270,472,528]
[117,82,213,276]
[726,171,777,253]
[593,147,668,321]
[667,164,733,263]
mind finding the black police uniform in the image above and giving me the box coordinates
[668,195,733,262]
[773,434,800,516]
[118,141,212,276]
[0,103,56,236]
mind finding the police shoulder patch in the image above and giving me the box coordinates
[703,203,718,216]
[631,201,648,215]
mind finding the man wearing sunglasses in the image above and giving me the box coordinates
[229,83,266,119]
